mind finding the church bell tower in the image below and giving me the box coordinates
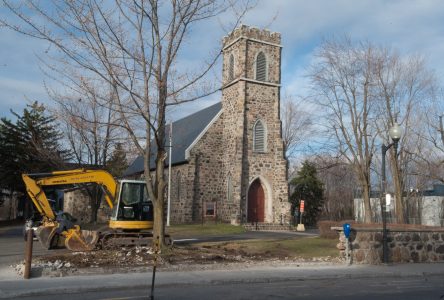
[220,25,290,225]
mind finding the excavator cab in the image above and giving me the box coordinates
[110,180,154,230]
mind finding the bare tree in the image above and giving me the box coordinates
[373,51,436,223]
[308,37,378,223]
[51,79,119,167]
[313,155,356,221]
[50,76,125,223]
[309,36,438,224]
[2,0,251,246]
[281,94,314,161]
[415,92,444,185]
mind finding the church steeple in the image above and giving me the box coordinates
[222,25,282,87]
[220,25,288,224]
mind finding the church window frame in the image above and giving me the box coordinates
[255,51,268,82]
[228,53,235,82]
[205,202,216,217]
[253,119,267,153]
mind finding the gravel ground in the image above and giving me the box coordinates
[10,243,342,277]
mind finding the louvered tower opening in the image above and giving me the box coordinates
[228,54,235,81]
[253,120,265,152]
[255,52,266,81]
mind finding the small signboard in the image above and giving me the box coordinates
[300,200,305,213]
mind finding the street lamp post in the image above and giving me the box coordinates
[439,115,444,150]
[381,122,402,264]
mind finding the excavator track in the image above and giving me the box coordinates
[36,224,172,251]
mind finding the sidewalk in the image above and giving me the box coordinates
[1,262,443,299]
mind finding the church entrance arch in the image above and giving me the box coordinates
[247,178,265,222]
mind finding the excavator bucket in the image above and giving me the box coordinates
[35,225,58,250]
[64,228,99,251]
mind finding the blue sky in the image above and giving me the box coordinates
[1,0,443,120]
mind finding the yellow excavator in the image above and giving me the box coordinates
[22,169,168,251]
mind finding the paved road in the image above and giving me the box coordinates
[13,275,444,299]
[1,254,444,299]
[0,226,67,267]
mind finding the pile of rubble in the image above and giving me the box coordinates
[12,260,76,277]
[11,243,342,277]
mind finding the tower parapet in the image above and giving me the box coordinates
[223,25,281,49]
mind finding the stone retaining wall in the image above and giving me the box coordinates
[333,227,444,264]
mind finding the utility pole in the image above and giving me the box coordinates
[167,122,173,227]
[381,122,402,264]
[439,115,443,146]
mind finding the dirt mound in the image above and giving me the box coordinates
[31,241,339,274]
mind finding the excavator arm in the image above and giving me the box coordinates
[22,174,56,220]
[25,169,117,210]
[22,169,118,251]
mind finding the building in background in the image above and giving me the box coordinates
[354,184,444,226]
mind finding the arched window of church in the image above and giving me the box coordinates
[228,54,235,81]
[227,173,233,202]
[253,119,266,153]
[176,171,181,201]
[255,51,267,81]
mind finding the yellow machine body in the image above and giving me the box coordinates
[22,169,154,251]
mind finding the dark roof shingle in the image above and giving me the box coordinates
[123,102,222,176]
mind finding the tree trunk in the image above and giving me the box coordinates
[356,166,372,223]
[152,154,166,247]
[152,195,165,246]
[86,185,102,224]
[362,181,372,223]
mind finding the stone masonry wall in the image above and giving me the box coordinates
[221,25,289,224]
[221,82,245,223]
[244,82,290,223]
[64,189,111,224]
[222,26,281,86]
[186,112,226,223]
[0,190,19,221]
[334,227,444,264]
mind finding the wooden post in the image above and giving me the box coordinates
[24,229,33,279]
[150,236,160,300]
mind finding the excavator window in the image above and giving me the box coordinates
[118,182,153,221]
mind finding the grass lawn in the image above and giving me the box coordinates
[194,236,339,259]
[166,224,338,259]
[166,223,246,237]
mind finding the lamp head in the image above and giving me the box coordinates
[389,122,402,143]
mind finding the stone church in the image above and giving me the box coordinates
[125,25,290,225]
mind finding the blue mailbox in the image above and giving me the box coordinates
[343,223,351,239]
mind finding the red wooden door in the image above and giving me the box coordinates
[248,179,265,222]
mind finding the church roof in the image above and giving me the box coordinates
[123,102,222,176]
